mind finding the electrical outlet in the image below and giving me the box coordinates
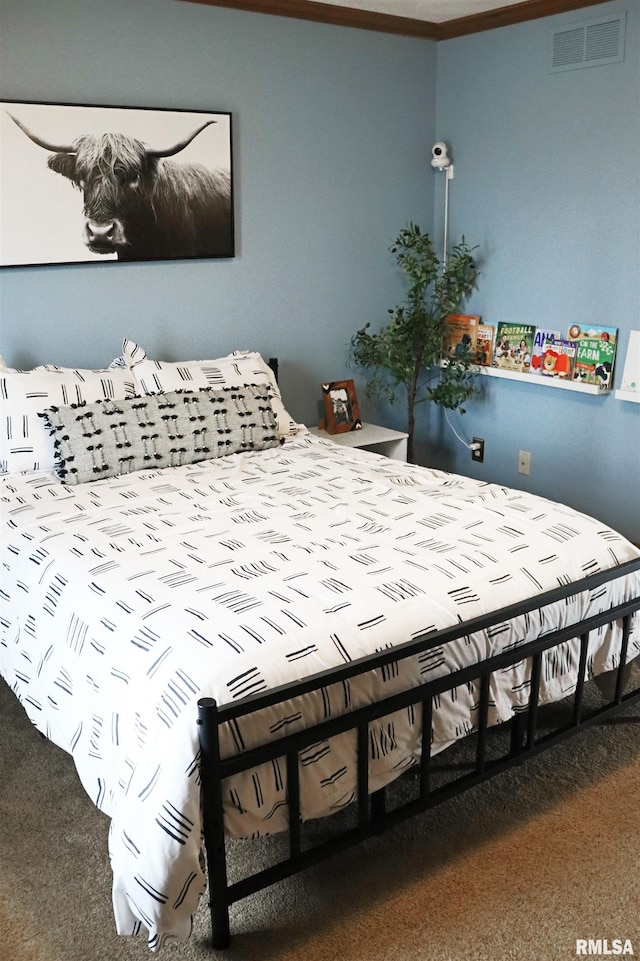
[518,450,531,475]
[471,437,484,463]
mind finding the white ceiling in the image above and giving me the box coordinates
[303,0,533,24]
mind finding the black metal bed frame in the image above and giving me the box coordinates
[197,556,640,949]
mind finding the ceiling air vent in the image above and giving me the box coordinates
[551,11,626,72]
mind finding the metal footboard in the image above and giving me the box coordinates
[197,557,640,949]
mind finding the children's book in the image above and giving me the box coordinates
[572,339,617,387]
[538,338,577,379]
[529,328,562,374]
[474,324,495,366]
[568,324,617,387]
[492,323,536,373]
[567,323,617,345]
[442,314,479,361]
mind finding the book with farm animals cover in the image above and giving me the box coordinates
[568,324,617,388]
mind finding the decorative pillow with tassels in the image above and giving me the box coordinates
[39,384,282,485]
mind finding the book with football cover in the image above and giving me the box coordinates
[529,328,561,374]
[492,323,536,373]
[538,338,577,379]
[442,314,479,361]
[474,324,495,366]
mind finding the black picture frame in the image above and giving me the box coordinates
[0,100,234,267]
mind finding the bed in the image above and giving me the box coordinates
[1,340,639,953]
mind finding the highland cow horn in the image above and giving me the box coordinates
[147,120,217,159]
[8,113,75,154]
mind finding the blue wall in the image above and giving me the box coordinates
[426,1,639,540]
[0,0,436,424]
[0,0,638,540]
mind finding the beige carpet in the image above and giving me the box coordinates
[1,675,639,961]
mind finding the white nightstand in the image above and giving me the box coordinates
[309,423,408,462]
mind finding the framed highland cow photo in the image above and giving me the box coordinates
[0,100,234,267]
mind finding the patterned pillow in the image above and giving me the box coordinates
[0,359,135,474]
[39,385,282,485]
[121,339,302,439]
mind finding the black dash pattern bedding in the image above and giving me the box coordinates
[39,385,281,484]
[1,434,639,949]
[122,340,303,440]
[0,356,135,474]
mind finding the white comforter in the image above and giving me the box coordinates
[2,434,639,949]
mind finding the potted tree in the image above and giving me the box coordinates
[349,223,479,463]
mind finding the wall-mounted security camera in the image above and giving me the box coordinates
[431,142,451,170]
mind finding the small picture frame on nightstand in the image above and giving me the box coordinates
[321,379,362,434]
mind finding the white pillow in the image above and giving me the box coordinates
[0,359,136,474]
[121,339,302,439]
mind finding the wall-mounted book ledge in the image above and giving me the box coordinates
[614,389,640,404]
[477,365,607,394]
[443,319,618,397]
